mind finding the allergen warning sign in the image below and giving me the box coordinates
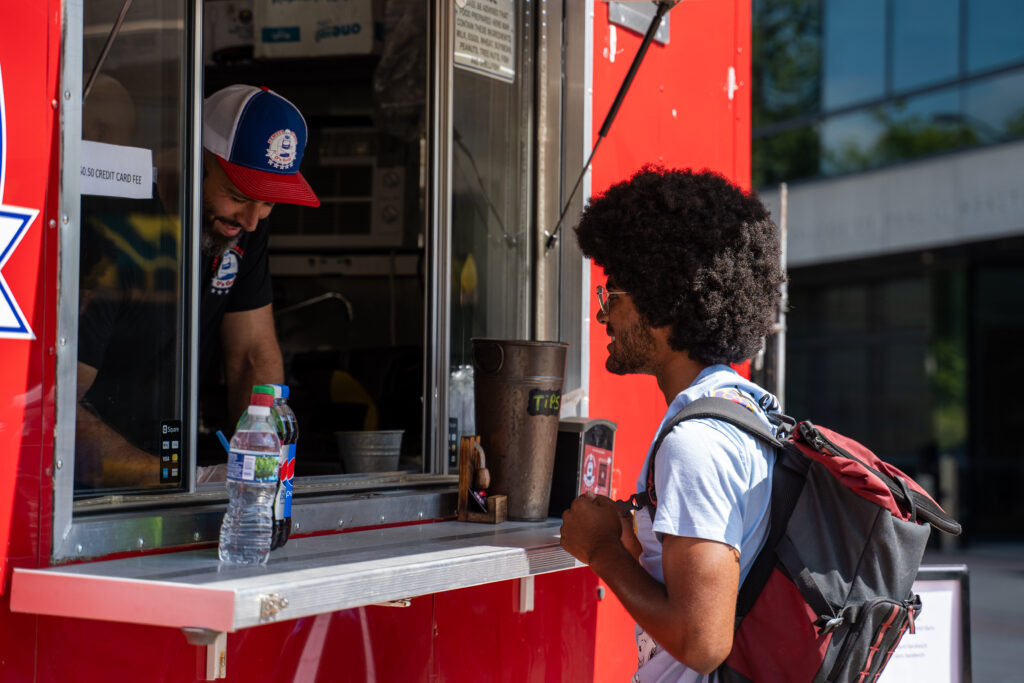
[454,0,516,83]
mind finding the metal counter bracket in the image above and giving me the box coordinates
[182,627,227,680]
[517,576,535,613]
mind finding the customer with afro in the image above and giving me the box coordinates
[560,166,785,682]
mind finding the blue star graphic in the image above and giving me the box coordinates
[0,204,37,339]
[0,64,39,339]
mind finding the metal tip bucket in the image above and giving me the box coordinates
[337,430,404,473]
[472,339,568,521]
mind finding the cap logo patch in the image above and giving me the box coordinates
[266,129,298,170]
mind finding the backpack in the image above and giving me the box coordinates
[629,396,962,683]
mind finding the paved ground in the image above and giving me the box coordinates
[922,543,1024,682]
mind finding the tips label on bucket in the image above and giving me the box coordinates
[527,389,562,416]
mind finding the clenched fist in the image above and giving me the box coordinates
[560,492,624,565]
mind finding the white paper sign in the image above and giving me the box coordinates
[80,140,153,199]
[878,579,963,683]
[454,0,515,83]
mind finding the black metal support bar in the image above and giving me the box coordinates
[544,0,681,253]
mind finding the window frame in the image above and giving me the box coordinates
[53,0,579,563]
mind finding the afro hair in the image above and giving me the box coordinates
[575,166,784,365]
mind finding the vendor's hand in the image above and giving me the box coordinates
[560,492,624,565]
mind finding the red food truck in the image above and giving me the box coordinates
[0,1,751,680]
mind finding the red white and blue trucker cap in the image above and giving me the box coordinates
[203,85,320,207]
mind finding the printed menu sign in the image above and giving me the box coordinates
[878,578,964,683]
[454,0,516,83]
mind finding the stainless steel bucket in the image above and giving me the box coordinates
[472,339,568,521]
[337,430,404,473]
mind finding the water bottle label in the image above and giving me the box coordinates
[227,449,279,483]
[283,476,293,517]
[283,444,295,516]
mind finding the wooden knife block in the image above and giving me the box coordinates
[457,435,507,524]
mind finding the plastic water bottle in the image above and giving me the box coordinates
[219,392,281,564]
[238,384,275,430]
[270,384,297,550]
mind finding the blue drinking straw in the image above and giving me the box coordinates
[216,430,231,454]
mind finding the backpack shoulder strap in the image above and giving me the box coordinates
[637,396,783,520]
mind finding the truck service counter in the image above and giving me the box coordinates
[12,518,578,679]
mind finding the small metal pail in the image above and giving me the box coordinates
[337,430,404,473]
[472,339,568,521]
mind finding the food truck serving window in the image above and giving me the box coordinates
[55,0,568,561]
[75,0,188,495]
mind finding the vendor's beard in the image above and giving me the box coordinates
[201,215,240,258]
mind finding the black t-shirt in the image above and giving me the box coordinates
[78,218,273,453]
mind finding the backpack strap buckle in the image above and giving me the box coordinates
[818,615,845,635]
[616,493,647,517]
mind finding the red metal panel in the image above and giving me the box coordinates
[28,574,595,683]
[0,1,60,680]
[34,598,435,682]
[433,569,598,682]
[587,1,751,681]
[0,0,57,587]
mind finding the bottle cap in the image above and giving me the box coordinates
[250,393,274,407]
[252,384,274,395]
[247,404,272,417]
[278,384,290,399]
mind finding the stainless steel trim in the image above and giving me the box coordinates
[52,0,85,560]
[186,0,203,492]
[516,0,535,340]
[53,0,210,560]
[557,0,594,417]
[533,0,563,342]
[64,487,458,561]
[13,520,579,632]
[429,1,454,474]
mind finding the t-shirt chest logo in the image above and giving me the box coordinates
[210,247,242,295]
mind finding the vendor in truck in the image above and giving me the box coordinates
[75,85,320,489]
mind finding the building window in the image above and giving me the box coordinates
[753,0,1024,186]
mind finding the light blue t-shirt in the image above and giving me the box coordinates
[632,365,779,683]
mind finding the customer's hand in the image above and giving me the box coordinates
[560,492,623,565]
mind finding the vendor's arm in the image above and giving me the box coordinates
[75,362,160,488]
[560,494,739,674]
[221,302,284,419]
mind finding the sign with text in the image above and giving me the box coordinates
[80,140,153,199]
[454,0,515,83]
[879,567,969,683]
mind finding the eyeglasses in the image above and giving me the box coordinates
[596,285,628,315]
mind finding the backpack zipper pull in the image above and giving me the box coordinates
[799,422,828,451]
[906,595,921,634]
